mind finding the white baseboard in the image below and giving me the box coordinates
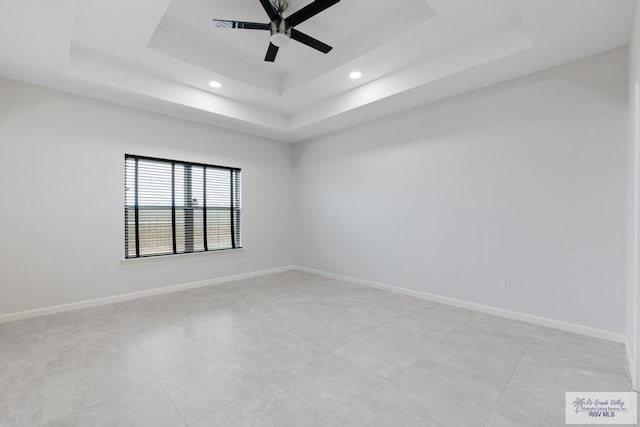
[0,265,296,324]
[0,264,627,345]
[294,266,626,344]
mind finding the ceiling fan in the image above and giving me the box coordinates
[213,0,340,62]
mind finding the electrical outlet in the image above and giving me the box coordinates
[501,278,511,291]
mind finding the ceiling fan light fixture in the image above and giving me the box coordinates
[270,32,291,47]
[209,81,222,89]
[270,20,291,47]
[349,71,362,79]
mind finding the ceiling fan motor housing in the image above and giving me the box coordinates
[270,20,291,47]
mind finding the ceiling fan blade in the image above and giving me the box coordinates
[291,29,332,53]
[259,0,280,21]
[265,42,280,62]
[286,0,340,27]
[213,20,270,30]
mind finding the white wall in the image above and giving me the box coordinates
[0,46,630,339]
[294,48,628,334]
[0,78,294,316]
[627,0,640,390]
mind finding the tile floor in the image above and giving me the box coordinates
[0,271,635,426]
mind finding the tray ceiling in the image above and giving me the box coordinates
[0,0,635,142]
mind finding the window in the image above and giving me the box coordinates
[124,155,241,259]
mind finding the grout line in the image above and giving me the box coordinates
[183,350,323,426]
[457,310,535,426]
[330,379,389,426]
[134,341,189,426]
[481,342,532,426]
[186,392,248,426]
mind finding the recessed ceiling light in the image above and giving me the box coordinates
[209,81,222,89]
[349,71,362,80]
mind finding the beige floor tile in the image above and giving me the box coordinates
[42,381,185,427]
[160,355,271,424]
[189,382,328,427]
[0,271,634,426]
[140,332,233,379]
[337,384,478,427]
[285,354,389,424]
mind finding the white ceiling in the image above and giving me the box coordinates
[0,0,635,142]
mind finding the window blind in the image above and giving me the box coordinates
[124,155,241,259]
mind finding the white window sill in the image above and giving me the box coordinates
[120,248,245,264]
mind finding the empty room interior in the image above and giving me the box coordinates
[4,0,640,425]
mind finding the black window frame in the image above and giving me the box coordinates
[124,154,242,259]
